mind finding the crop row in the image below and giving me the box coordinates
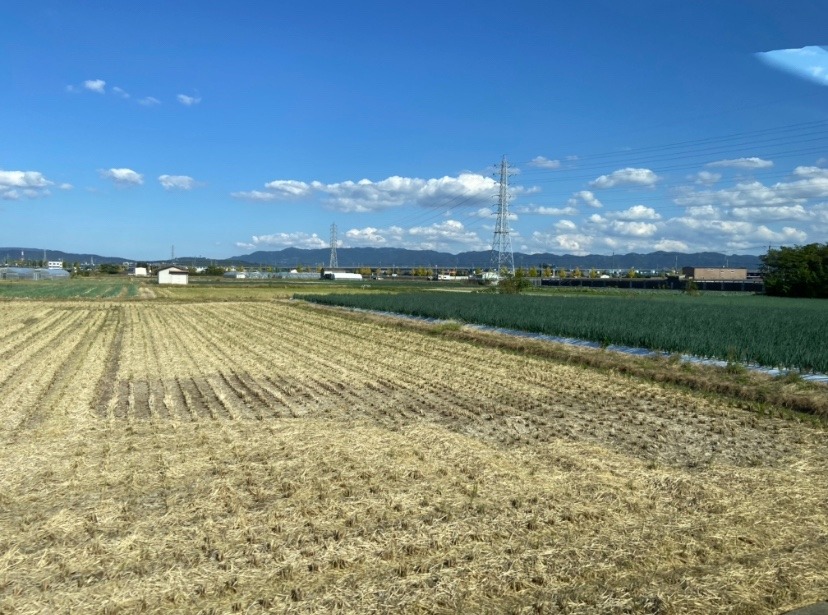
[0,301,817,469]
[296,292,828,373]
[0,279,136,299]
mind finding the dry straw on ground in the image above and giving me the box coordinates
[0,300,826,614]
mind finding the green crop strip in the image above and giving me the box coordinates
[297,292,828,373]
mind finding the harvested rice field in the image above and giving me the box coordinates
[0,300,826,614]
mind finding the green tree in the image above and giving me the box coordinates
[204,264,225,276]
[497,269,532,294]
[99,263,121,274]
[762,243,828,298]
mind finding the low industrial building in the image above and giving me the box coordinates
[682,267,747,281]
[157,266,189,285]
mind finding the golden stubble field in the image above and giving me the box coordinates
[0,299,826,614]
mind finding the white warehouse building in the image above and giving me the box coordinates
[157,266,189,285]
[323,271,363,280]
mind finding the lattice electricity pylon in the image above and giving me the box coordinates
[490,155,515,276]
[329,223,339,269]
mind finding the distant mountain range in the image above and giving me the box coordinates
[228,247,762,270]
[0,247,131,265]
[1,246,763,271]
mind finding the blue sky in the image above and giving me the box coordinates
[1,1,827,260]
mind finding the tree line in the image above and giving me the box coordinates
[761,243,828,298]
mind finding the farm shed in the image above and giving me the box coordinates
[682,267,747,281]
[157,266,189,285]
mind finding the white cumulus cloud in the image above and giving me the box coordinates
[101,168,144,185]
[529,156,561,169]
[264,180,313,198]
[793,166,828,179]
[610,221,658,237]
[236,232,328,251]
[239,220,487,253]
[0,170,52,188]
[608,205,661,221]
[694,170,721,185]
[233,173,498,213]
[654,239,689,252]
[567,190,603,208]
[590,167,659,189]
[0,170,53,200]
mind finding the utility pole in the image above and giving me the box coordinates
[490,155,515,276]
[329,223,338,269]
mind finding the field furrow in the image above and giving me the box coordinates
[0,299,826,615]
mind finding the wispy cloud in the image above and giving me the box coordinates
[138,96,161,106]
[756,45,828,86]
[707,157,773,169]
[177,94,202,106]
[158,174,198,190]
[515,205,578,216]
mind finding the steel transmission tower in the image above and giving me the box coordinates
[490,155,515,276]
[329,223,339,269]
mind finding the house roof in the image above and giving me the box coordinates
[157,266,188,273]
